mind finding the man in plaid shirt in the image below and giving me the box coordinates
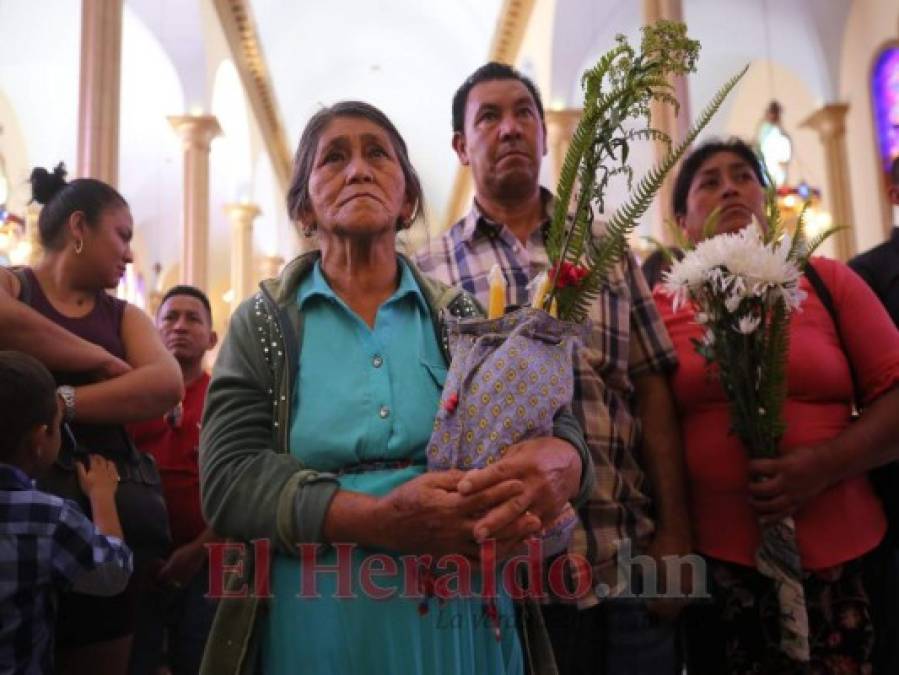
[416,62,692,674]
[0,352,132,674]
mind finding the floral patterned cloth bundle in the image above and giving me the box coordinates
[427,306,584,557]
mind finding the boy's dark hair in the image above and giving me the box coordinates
[671,138,766,218]
[159,285,213,322]
[452,62,545,134]
[0,351,58,460]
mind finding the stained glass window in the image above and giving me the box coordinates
[872,46,899,170]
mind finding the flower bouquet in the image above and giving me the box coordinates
[661,198,840,662]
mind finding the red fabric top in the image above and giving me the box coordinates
[653,257,899,570]
[128,372,210,548]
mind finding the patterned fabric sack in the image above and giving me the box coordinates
[428,307,586,557]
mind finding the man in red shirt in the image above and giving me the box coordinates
[129,285,218,675]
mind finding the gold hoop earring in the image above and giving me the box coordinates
[74,239,84,255]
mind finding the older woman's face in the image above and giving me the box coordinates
[678,151,766,243]
[303,116,412,238]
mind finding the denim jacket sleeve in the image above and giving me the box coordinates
[199,296,340,555]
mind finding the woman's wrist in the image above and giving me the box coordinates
[322,490,387,549]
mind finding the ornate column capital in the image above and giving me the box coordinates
[223,202,261,230]
[168,115,223,152]
[800,103,849,140]
[545,108,583,136]
[545,108,583,187]
[800,103,856,259]
[171,114,221,289]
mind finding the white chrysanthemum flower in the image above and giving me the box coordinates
[725,293,743,313]
[661,222,806,319]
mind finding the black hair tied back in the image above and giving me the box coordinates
[29,162,68,206]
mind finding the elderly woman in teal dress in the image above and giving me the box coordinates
[199,101,591,674]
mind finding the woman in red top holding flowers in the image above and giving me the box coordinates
[653,139,899,674]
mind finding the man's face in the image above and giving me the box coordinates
[453,78,546,201]
[156,295,215,366]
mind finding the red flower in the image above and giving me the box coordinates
[549,261,589,289]
[443,393,459,413]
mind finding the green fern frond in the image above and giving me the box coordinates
[803,225,849,262]
[785,201,809,259]
[762,175,783,245]
[665,218,690,249]
[701,207,723,241]
[582,63,749,285]
[544,23,742,320]
[758,299,790,454]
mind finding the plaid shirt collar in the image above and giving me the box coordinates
[0,463,32,491]
[459,187,555,247]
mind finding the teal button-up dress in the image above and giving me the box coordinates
[263,259,523,674]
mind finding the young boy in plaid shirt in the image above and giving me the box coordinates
[0,351,132,674]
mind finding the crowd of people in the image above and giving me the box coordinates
[1,60,898,675]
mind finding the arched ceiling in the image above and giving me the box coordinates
[553,0,853,111]
[0,0,872,247]
[247,0,506,227]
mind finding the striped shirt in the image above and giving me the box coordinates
[0,463,133,674]
[415,192,678,606]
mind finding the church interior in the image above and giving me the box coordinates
[0,0,897,337]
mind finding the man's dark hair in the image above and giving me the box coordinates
[0,351,58,460]
[452,62,545,134]
[672,138,766,217]
[890,156,899,187]
[159,285,212,322]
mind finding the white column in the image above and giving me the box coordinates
[224,202,261,312]
[801,104,856,260]
[642,0,691,242]
[77,0,123,184]
[168,115,223,290]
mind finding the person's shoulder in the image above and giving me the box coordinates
[0,265,24,298]
[809,255,851,279]
[849,240,895,271]
[808,255,876,301]
[1,485,68,533]
[226,291,270,333]
[415,219,468,261]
